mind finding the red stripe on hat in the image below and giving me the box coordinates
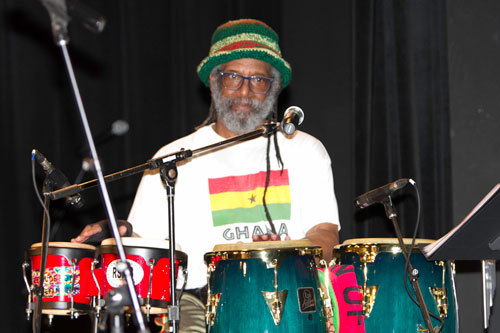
[217,41,280,55]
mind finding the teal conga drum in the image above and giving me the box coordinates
[334,238,458,333]
[204,240,329,332]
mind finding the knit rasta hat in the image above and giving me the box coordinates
[197,19,292,88]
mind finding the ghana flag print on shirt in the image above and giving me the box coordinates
[208,170,291,226]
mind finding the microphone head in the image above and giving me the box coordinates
[284,106,304,125]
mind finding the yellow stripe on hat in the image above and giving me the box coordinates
[210,185,291,211]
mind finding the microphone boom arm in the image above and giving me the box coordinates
[48,122,278,200]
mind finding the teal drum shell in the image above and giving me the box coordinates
[205,246,328,333]
[335,239,458,333]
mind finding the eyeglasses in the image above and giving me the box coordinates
[219,72,274,94]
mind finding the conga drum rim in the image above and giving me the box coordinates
[205,240,322,267]
[212,239,316,251]
[100,237,182,250]
[30,242,96,250]
[334,238,435,259]
[28,242,96,259]
[340,238,435,246]
[99,237,187,263]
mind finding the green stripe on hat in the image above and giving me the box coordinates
[197,19,292,88]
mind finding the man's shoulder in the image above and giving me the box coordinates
[280,130,328,154]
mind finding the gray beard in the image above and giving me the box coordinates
[212,84,277,134]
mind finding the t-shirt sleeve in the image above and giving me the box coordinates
[127,168,170,239]
[294,136,341,234]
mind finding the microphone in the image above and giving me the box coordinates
[78,119,129,155]
[40,0,106,34]
[32,149,84,208]
[66,0,106,33]
[355,178,411,209]
[280,106,304,135]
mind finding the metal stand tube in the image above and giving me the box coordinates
[382,197,435,333]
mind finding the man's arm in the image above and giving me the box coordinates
[305,223,339,262]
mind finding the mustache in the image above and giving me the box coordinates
[228,97,259,108]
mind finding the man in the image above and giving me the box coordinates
[73,18,340,331]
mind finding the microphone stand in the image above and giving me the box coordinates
[32,180,51,333]
[39,2,149,332]
[381,196,436,333]
[48,122,280,331]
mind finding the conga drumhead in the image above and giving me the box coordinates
[30,242,96,251]
[341,238,434,246]
[212,239,317,252]
[100,237,181,251]
[28,242,96,258]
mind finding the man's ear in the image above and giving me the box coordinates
[209,73,216,93]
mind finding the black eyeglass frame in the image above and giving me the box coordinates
[219,72,274,95]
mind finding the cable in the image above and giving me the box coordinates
[403,179,444,332]
[31,154,52,229]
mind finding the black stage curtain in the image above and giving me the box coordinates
[1,1,452,332]
[347,0,453,240]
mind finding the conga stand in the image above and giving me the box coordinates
[39,2,149,332]
[381,196,437,333]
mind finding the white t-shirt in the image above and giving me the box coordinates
[128,124,340,289]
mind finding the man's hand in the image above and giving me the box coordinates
[252,234,291,242]
[71,223,103,243]
[71,220,131,243]
[305,223,339,262]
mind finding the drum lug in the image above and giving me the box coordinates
[262,290,288,325]
[70,258,77,319]
[205,293,221,327]
[362,285,378,317]
[318,261,335,322]
[429,261,449,318]
[261,260,288,325]
[429,287,449,318]
[22,261,34,320]
[145,258,155,321]
[91,259,104,315]
[361,261,378,318]
[205,261,220,327]
[345,244,379,264]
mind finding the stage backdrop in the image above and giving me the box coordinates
[0,0,464,332]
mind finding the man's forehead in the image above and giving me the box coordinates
[221,58,272,75]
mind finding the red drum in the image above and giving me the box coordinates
[27,242,98,316]
[98,238,187,314]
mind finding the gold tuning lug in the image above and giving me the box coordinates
[430,260,449,318]
[205,293,221,327]
[362,285,378,317]
[262,259,288,325]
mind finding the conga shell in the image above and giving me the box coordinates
[28,242,96,315]
[335,238,458,332]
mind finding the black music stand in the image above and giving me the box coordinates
[421,183,500,329]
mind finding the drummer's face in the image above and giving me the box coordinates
[216,58,271,106]
[209,58,274,137]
